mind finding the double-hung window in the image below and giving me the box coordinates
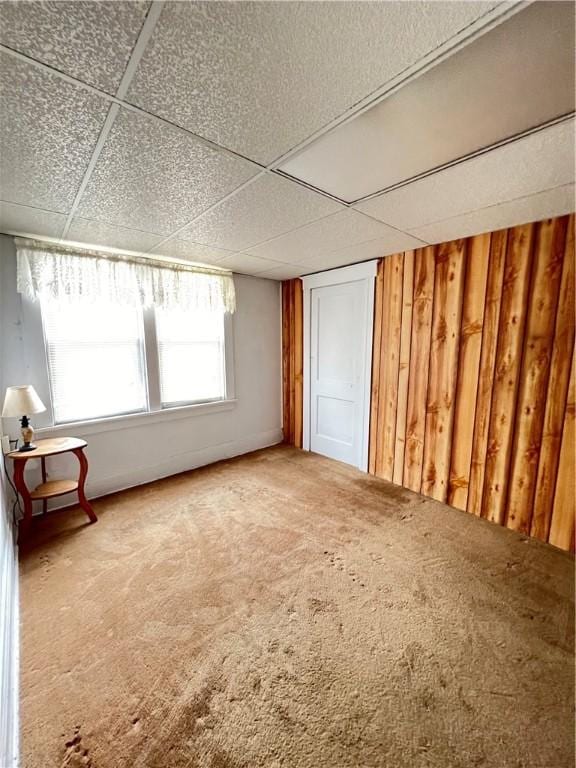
[42,299,148,423]
[18,241,235,426]
[155,306,226,406]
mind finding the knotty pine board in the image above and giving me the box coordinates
[282,214,575,551]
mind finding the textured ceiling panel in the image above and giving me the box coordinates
[76,108,259,236]
[280,1,575,202]
[0,201,66,239]
[355,119,576,230]
[178,174,341,252]
[216,252,284,276]
[151,239,233,264]
[0,53,109,212]
[410,184,576,244]
[67,217,164,253]
[0,1,150,94]
[302,231,426,272]
[126,1,498,164]
[256,264,311,281]
[247,210,416,264]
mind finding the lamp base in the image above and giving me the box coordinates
[18,443,37,452]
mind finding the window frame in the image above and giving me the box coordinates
[144,306,235,412]
[35,298,235,428]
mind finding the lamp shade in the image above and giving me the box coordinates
[2,385,46,417]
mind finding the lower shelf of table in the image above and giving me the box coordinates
[30,479,79,500]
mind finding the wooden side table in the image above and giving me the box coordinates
[7,437,97,541]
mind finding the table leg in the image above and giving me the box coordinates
[73,448,97,524]
[41,456,48,516]
[13,459,33,541]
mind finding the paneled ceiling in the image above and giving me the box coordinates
[0,1,574,280]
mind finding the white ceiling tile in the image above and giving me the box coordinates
[302,231,425,273]
[67,218,164,253]
[0,1,150,94]
[217,253,284,276]
[151,239,233,264]
[247,210,409,264]
[0,53,109,212]
[76,108,259,236]
[0,201,66,239]
[178,174,342,252]
[355,118,576,231]
[280,2,575,202]
[255,264,308,281]
[409,184,576,244]
[126,1,499,164]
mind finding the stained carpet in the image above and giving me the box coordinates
[19,445,574,768]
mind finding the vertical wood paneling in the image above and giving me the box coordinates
[531,216,575,541]
[481,223,535,524]
[393,251,414,484]
[467,230,508,517]
[421,240,466,502]
[282,282,291,443]
[281,278,303,448]
[506,218,568,533]
[548,349,575,551]
[283,214,575,551]
[374,254,403,480]
[369,261,385,475]
[374,257,393,477]
[293,279,303,449]
[448,233,491,510]
[404,247,435,492]
[376,253,403,481]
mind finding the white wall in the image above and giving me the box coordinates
[0,234,282,504]
[0,239,19,767]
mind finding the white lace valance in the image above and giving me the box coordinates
[15,238,236,314]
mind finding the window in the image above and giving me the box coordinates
[155,306,226,406]
[42,299,148,424]
[40,298,232,425]
[20,243,235,425]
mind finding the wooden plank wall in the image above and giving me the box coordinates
[281,215,575,551]
[369,214,575,551]
[282,279,303,447]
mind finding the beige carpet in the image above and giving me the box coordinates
[19,445,574,768]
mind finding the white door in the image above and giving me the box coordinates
[309,277,372,469]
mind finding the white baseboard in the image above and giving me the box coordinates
[53,428,283,506]
[0,511,19,767]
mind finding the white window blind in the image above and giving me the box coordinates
[42,299,148,424]
[155,306,226,406]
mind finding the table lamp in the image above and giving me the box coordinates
[2,385,46,452]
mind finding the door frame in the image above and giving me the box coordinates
[302,260,378,471]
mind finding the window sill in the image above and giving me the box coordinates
[35,399,238,438]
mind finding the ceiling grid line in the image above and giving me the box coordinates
[0,0,574,278]
[60,1,166,239]
[267,0,528,170]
